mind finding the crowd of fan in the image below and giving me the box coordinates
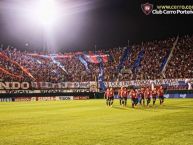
[165,35,193,78]
[0,35,192,82]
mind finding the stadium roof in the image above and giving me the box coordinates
[0,0,193,52]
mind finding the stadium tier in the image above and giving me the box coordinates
[0,35,192,83]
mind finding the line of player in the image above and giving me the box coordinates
[104,86,164,108]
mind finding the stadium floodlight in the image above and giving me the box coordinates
[0,0,91,51]
[31,0,59,27]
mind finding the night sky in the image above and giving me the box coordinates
[0,0,193,52]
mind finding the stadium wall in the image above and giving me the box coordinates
[0,80,192,102]
[0,90,193,102]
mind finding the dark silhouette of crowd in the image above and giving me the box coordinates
[0,35,192,82]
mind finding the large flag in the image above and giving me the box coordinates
[29,53,68,74]
[0,52,35,81]
[98,62,106,91]
[28,53,73,59]
[117,47,130,72]
[78,56,90,72]
[83,53,108,92]
[50,56,68,74]
[84,54,108,64]
[0,66,22,79]
[132,49,144,70]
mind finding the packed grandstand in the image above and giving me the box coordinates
[0,35,192,83]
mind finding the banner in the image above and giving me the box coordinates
[0,79,192,93]
[0,98,12,102]
[0,82,95,90]
[73,96,89,100]
[104,79,193,88]
[0,89,90,94]
[164,94,193,98]
[59,96,73,100]
[89,82,98,92]
[14,97,60,102]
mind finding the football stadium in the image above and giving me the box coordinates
[0,0,193,145]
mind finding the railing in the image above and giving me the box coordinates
[162,36,179,77]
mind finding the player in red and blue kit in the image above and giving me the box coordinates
[118,87,124,106]
[138,88,145,105]
[152,88,157,106]
[121,87,129,107]
[158,86,164,105]
[145,87,151,107]
[109,88,114,107]
[104,88,110,106]
[130,89,138,108]
[104,87,114,107]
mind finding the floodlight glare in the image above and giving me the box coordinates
[32,0,59,26]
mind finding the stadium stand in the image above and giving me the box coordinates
[0,35,192,82]
[165,35,193,78]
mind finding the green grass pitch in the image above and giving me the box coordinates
[0,99,193,145]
